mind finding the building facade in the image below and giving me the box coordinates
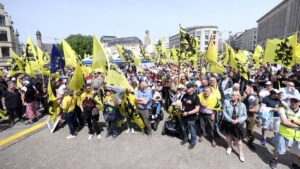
[257,0,300,45]
[0,3,15,61]
[228,32,243,50]
[240,28,257,51]
[100,36,143,55]
[169,25,219,53]
[161,37,169,49]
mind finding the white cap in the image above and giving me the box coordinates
[21,86,27,92]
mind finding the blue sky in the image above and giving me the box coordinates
[3,0,282,44]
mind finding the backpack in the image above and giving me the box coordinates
[82,98,95,112]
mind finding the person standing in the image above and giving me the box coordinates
[2,81,22,127]
[81,86,101,140]
[198,86,219,147]
[269,96,300,169]
[222,91,247,162]
[180,82,200,149]
[103,88,119,138]
[136,81,152,135]
[24,84,39,124]
[61,89,78,139]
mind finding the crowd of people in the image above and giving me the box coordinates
[0,62,300,169]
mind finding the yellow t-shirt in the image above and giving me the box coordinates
[62,95,76,113]
[81,91,93,103]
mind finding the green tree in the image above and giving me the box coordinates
[58,34,93,59]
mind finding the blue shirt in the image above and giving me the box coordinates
[136,88,152,110]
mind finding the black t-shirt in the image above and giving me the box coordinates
[258,72,270,86]
[25,87,36,103]
[181,93,200,120]
[2,90,21,109]
[262,96,280,117]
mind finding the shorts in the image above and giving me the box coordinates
[246,116,255,131]
[260,112,274,129]
[291,141,300,157]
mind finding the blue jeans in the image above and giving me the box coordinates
[65,112,78,135]
[153,102,161,115]
[108,119,118,136]
[181,118,197,145]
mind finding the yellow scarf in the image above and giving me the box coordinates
[211,85,221,100]
[198,92,220,110]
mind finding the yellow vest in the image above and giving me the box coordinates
[279,107,300,141]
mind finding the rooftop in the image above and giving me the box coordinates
[257,0,287,23]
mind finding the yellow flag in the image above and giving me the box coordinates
[26,36,40,71]
[62,40,79,68]
[37,46,50,66]
[179,26,199,63]
[68,64,84,90]
[208,61,225,75]
[231,53,248,80]
[105,64,132,90]
[295,43,300,64]
[25,63,35,78]
[170,48,179,64]
[81,65,92,76]
[12,51,24,72]
[92,36,109,72]
[224,44,235,66]
[48,78,56,102]
[253,45,263,67]
[0,109,8,120]
[205,38,218,63]
[236,50,248,64]
[117,45,141,66]
[264,33,298,68]
[10,51,25,76]
[140,46,153,62]
[16,78,22,89]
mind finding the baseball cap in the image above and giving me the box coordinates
[270,89,280,95]
[290,95,300,102]
[266,81,272,86]
[186,82,194,89]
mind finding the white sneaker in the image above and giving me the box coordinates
[97,134,101,140]
[88,134,93,140]
[226,147,232,155]
[66,135,76,139]
[239,154,245,162]
[131,128,135,134]
[126,129,130,134]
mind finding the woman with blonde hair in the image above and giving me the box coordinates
[222,91,247,162]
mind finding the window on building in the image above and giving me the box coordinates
[0,15,5,26]
[205,47,208,50]
[1,47,10,57]
[213,31,217,34]
[0,30,8,41]
[205,41,209,45]
[205,35,209,40]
